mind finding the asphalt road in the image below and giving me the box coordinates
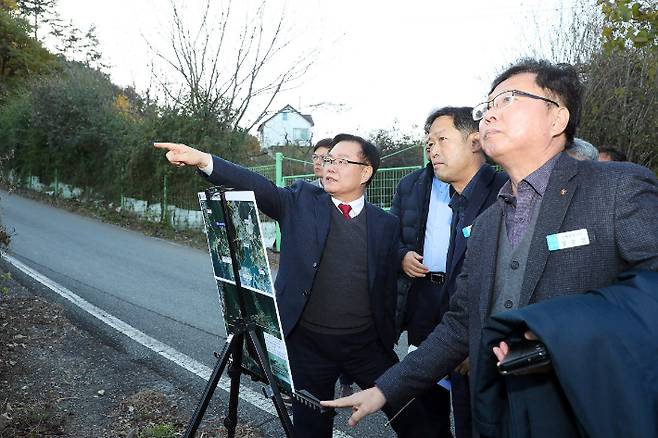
[1,191,402,437]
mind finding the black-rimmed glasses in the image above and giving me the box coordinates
[472,89,560,121]
[321,156,369,167]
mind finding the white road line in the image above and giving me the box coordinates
[3,254,352,438]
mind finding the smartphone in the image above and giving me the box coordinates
[497,340,551,375]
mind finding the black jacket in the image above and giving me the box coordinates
[389,163,434,265]
[474,269,658,438]
[389,163,435,334]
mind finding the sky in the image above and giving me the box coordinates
[51,0,578,139]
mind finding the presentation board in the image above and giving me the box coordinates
[199,189,294,395]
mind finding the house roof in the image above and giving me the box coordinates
[257,104,314,131]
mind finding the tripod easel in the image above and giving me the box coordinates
[184,187,294,438]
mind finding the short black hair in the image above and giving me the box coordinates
[313,138,333,153]
[424,106,478,137]
[331,133,380,185]
[598,146,627,161]
[489,59,582,143]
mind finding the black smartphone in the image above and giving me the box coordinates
[497,340,551,375]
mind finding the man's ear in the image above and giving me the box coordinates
[361,165,373,185]
[469,132,482,153]
[551,107,570,138]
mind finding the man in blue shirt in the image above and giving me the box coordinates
[389,123,453,437]
[426,106,508,437]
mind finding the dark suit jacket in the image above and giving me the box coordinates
[440,164,508,318]
[475,269,658,438]
[202,155,401,350]
[376,152,658,411]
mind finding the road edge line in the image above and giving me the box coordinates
[2,254,354,438]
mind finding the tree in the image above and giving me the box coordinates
[579,48,657,169]
[368,123,425,168]
[15,0,56,40]
[599,0,657,51]
[520,0,657,170]
[0,6,55,97]
[149,0,317,132]
[47,19,106,70]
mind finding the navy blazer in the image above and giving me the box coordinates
[202,156,401,350]
[376,153,658,411]
[475,269,658,438]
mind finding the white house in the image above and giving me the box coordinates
[257,105,314,149]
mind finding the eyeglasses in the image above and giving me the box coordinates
[311,154,326,162]
[322,156,369,168]
[472,89,560,121]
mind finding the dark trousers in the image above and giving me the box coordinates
[404,279,453,438]
[451,371,472,438]
[339,374,354,386]
[287,324,432,438]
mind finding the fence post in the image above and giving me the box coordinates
[162,173,168,225]
[275,152,284,187]
[119,164,125,210]
[274,152,283,251]
[54,168,59,196]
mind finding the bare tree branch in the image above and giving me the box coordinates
[145,0,318,132]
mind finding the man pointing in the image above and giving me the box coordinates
[155,135,431,437]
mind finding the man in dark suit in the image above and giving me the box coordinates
[155,134,429,437]
[426,106,507,438]
[322,59,658,436]
[390,106,507,437]
[389,119,453,438]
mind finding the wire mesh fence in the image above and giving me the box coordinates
[366,165,422,210]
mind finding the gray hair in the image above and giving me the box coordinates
[567,138,599,161]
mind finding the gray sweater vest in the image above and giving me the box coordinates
[300,204,372,334]
[491,205,541,315]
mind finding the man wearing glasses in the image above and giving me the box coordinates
[154,134,429,437]
[310,138,332,187]
[322,59,658,435]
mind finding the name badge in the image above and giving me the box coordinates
[546,229,589,251]
[462,225,472,238]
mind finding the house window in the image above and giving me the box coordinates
[282,112,288,121]
[293,128,310,142]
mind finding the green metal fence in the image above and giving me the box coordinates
[250,163,277,182]
[269,152,424,249]
[367,166,421,209]
[281,166,423,210]
[277,154,423,210]
[18,147,424,251]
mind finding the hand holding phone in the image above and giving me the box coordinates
[497,340,551,376]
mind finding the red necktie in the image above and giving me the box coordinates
[338,203,352,219]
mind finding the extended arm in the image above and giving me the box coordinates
[154,142,292,221]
